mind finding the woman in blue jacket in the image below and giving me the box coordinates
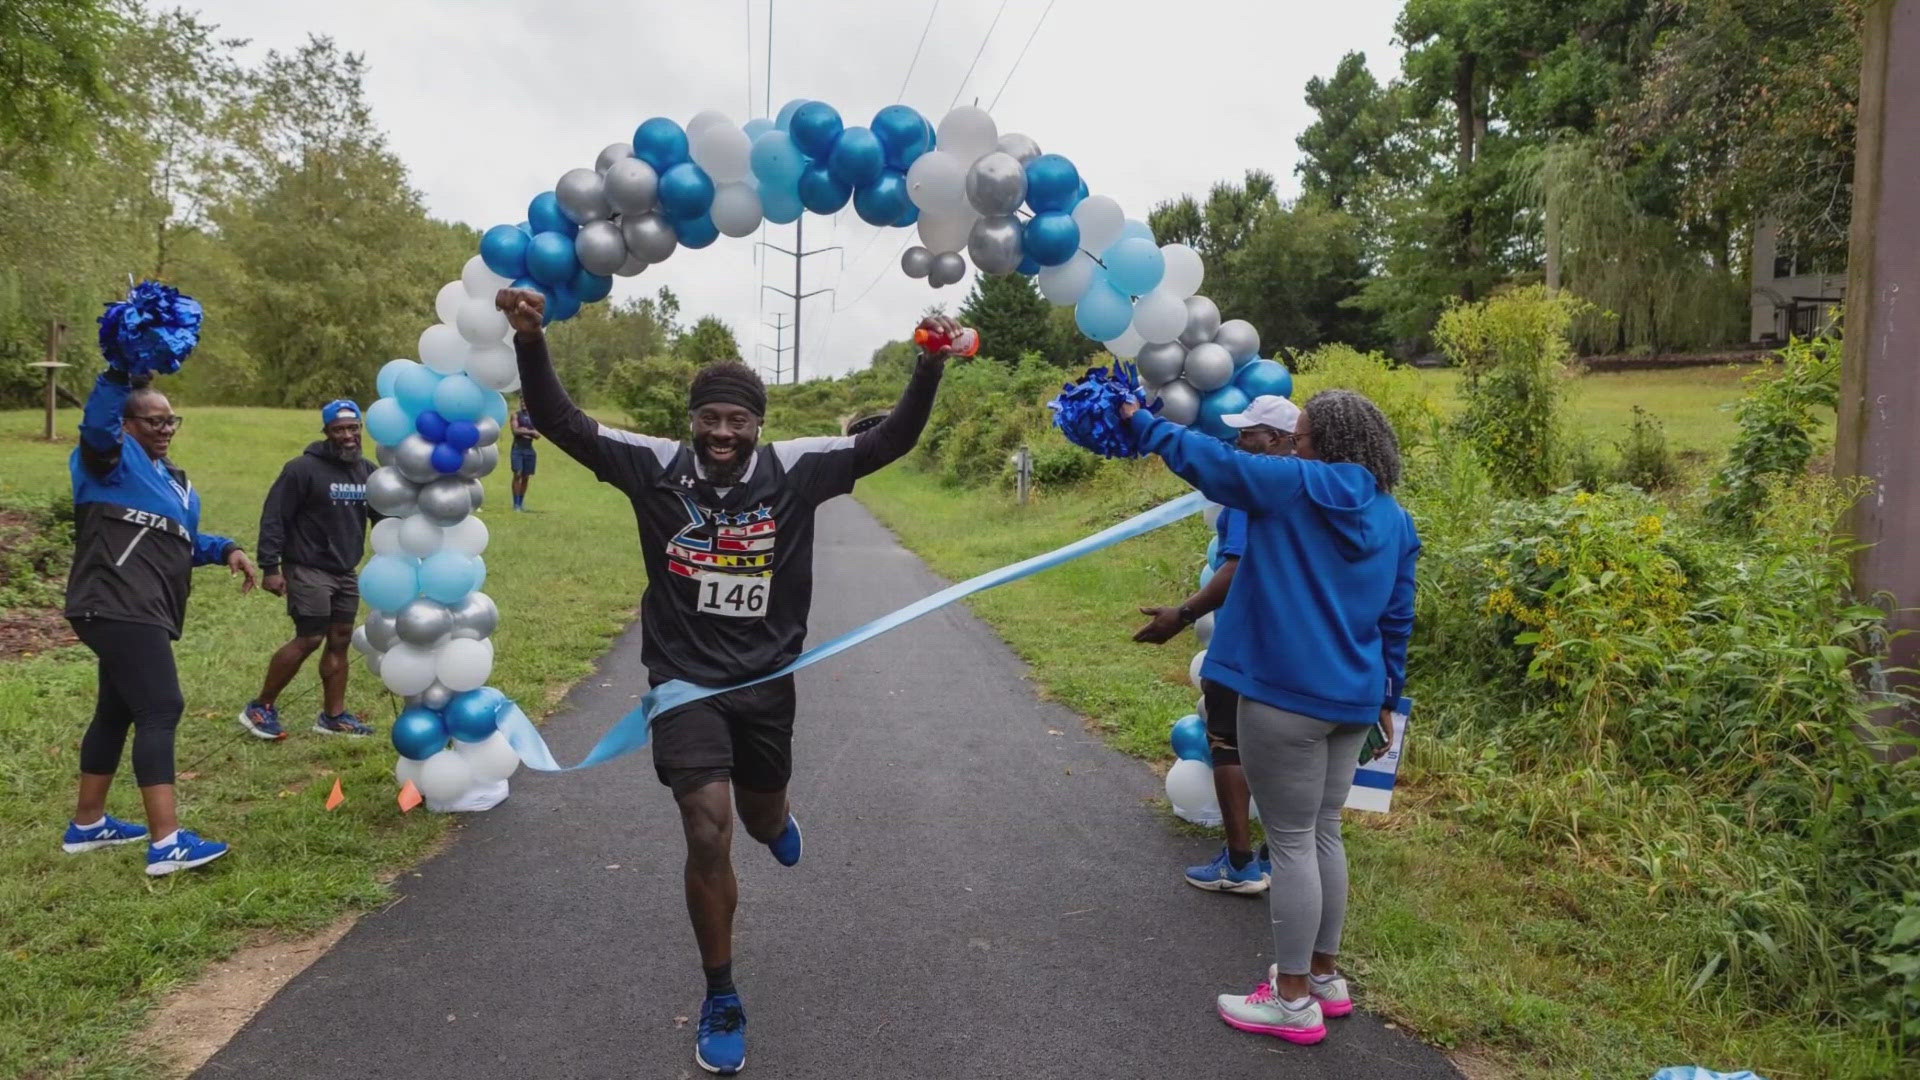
[61,367,258,876]
[1122,389,1418,1046]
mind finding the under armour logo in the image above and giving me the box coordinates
[679,476,696,487]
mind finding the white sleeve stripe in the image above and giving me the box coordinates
[772,435,857,469]
[597,424,679,467]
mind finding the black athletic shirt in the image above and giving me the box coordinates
[514,332,945,686]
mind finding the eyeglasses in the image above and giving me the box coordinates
[327,422,363,435]
[128,414,184,432]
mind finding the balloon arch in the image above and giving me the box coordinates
[349,99,1295,810]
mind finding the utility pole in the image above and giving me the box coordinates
[1836,0,1920,727]
[32,319,70,441]
[758,217,840,384]
[758,313,792,383]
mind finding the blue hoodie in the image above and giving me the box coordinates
[1130,411,1420,725]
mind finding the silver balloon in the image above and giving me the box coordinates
[474,416,501,449]
[364,612,398,652]
[366,467,420,517]
[574,220,628,275]
[1183,342,1236,392]
[449,592,499,639]
[1152,380,1201,426]
[901,246,933,279]
[622,211,677,264]
[394,434,441,484]
[615,252,648,277]
[1214,319,1261,364]
[595,141,634,173]
[375,442,396,468]
[967,215,1025,275]
[964,151,1028,216]
[457,444,500,480]
[464,478,486,512]
[395,598,453,647]
[555,167,610,224]
[1136,340,1188,386]
[995,132,1042,164]
[929,251,967,288]
[1179,295,1222,349]
[365,650,383,677]
[417,477,473,526]
[605,158,660,216]
[414,682,454,711]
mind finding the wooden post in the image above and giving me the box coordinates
[33,320,69,441]
[1016,444,1032,505]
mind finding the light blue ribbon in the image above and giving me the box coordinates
[499,491,1207,772]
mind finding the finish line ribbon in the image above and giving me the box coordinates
[498,491,1207,772]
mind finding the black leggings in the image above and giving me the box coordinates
[72,618,183,787]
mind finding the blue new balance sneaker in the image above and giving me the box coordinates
[62,814,149,854]
[240,701,286,740]
[314,710,373,736]
[695,992,747,1075]
[1185,846,1270,895]
[767,814,802,867]
[146,830,229,877]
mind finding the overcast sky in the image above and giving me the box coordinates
[180,0,1404,380]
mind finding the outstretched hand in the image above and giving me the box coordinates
[1133,605,1187,644]
[496,288,546,334]
[228,548,259,594]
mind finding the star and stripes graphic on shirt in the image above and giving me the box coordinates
[665,493,776,579]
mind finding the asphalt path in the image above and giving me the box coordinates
[198,496,1459,1080]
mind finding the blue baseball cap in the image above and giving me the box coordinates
[321,399,361,427]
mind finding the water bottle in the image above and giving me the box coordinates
[914,324,980,358]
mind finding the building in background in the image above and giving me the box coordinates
[1750,221,1846,344]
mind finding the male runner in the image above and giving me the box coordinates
[498,287,958,1076]
[510,396,539,510]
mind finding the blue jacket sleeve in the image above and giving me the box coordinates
[188,491,238,567]
[1216,507,1249,559]
[1128,411,1303,512]
[78,371,131,476]
[1380,514,1420,706]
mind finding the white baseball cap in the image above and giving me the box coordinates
[1220,395,1300,433]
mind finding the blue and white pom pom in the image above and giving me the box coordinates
[1048,360,1150,459]
[98,281,204,377]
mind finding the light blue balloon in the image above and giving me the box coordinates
[376,358,417,400]
[743,117,775,141]
[482,390,509,428]
[419,551,479,605]
[472,555,487,591]
[1105,236,1165,296]
[391,706,448,761]
[432,374,485,422]
[1206,536,1222,569]
[1117,219,1155,246]
[1199,562,1216,589]
[394,364,442,417]
[359,555,419,613]
[445,687,506,742]
[774,98,810,130]
[365,397,413,447]
[750,130,807,188]
[760,183,803,224]
[1074,280,1133,341]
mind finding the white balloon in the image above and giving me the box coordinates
[462,255,510,299]
[394,754,424,789]
[1194,611,1215,648]
[419,323,468,375]
[1165,758,1218,815]
[435,637,494,693]
[906,151,967,213]
[453,730,522,783]
[434,281,465,326]
[1202,501,1224,529]
[370,517,403,557]
[1189,650,1207,691]
[455,295,509,346]
[936,106,999,163]
[465,342,517,392]
[1133,288,1189,344]
[916,209,975,255]
[1072,196,1125,256]
[710,182,763,237]
[442,515,489,557]
[1037,251,1097,306]
[415,749,475,805]
[351,623,374,657]
[1105,325,1146,359]
[1161,243,1205,299]
[398,514,445,558]
[381,643,439,696]
[690,122,752,184]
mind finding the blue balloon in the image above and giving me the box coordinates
[1075,280,1133,341]
[359,555,419,613]
[1206,536,1222,568]
[1024,211,1081,267]
[1016,253,1040,276]
[544,284,581,324]
[391,706,449,761]
[445,687,506,743]
[632,116,689,171]
[743,117,775,142]
[761,183,803,224]
[1072,179,1089,209]
[894,200,920,227]
[828,126,885,188]
[415,409,449,442]
[1171,713,1211,763]
[675,212,719,249]
[419,551,479,605]
[527,191,575,237]
[657,161,716,220]
[526,231,580,287]
[430,441,464,474]
[1119,219,1156,245]
[774,98,810,130]
[394,364,442,417]
[1199,385,1253,441]
[444,419,480,451]
[750,130,807,189]
[482,390,509,428]
[1105,236,1165,296]
[1234,359,1294,400]
[1025,154,1081,213]
[798,164,852,214]
[853,171,910,227]
[432,374,486,422]
[376,358,416,400]
[871,105,931,170]
[789,101,843,161]
[480,224,530,279]
[571,267,613,304]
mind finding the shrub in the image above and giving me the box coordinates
[1611,406,1678,490]
[1433,285,1586,497]
[1026,437,1102,490]
[608,354,697,435]
[1708,329,1841,529]
[1295,343,1439,451]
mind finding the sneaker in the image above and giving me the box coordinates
[239,701,286,741]
[146,830,230,877]
[694,992,747,1075]
[1310,974,1354,1018]
[1185,847,1270,895]
[314,711,374,736]
[768,814,802,868]
[62,814,149,854]
[1217,965,1327,1045]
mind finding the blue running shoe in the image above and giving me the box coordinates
[1185,846,1270,895]
[314,711,373,736]
[146,830,229,877]
[694,992,747,1075]
[62,814,149,854]
[240,701,286,741]
[767,814,802,867]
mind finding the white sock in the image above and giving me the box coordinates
[74,816,106,830]
[1281,995,1312,1010]
[151,830,180,849]
[1311,972,1341,985]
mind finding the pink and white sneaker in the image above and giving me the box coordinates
[1216,965,1327,1045]
[1310,973,1354,1018]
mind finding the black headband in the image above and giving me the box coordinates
[688,381,766,417]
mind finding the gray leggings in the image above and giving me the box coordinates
[1237,699,1369,975]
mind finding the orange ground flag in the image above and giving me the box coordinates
[325,777,345,810]
[397,780,423,813]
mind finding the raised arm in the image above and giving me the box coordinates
[1125,408,1305,513]
[77,370,133,477]
[843,348,947,479]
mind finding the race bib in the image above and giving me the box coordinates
[694,572,770,618]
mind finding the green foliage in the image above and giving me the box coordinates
[1709,328,1842,528]
[1296,52,1400,211]
[0,0,125,179]
[0,489,74,612]
[545,289,680,404]
[915,356,1064,488]
[1435,286,1583,496]
[1611,406,1677,490]
[1295,343,1438,450]
[676,314,742,366]
[958,272,1085,368]
[1025,441,1102,490]
[610,353,696,436]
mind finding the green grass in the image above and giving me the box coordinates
[0,406,643,1078]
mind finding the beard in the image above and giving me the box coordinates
[696,434,755,487]
[334,442,362,462]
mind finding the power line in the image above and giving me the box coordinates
[897,0,942,103]
[990,0,1057,111]
[950,0,1012,110]
[744,0,754,118]
[837,236,917,313]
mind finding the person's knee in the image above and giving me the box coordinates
[286,631,326,654]
[734,788,787,843]
[323,625,354,653]
[677,786,733,866]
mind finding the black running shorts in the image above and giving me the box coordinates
[649,675,797,798]
[1201,678,1243,767]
